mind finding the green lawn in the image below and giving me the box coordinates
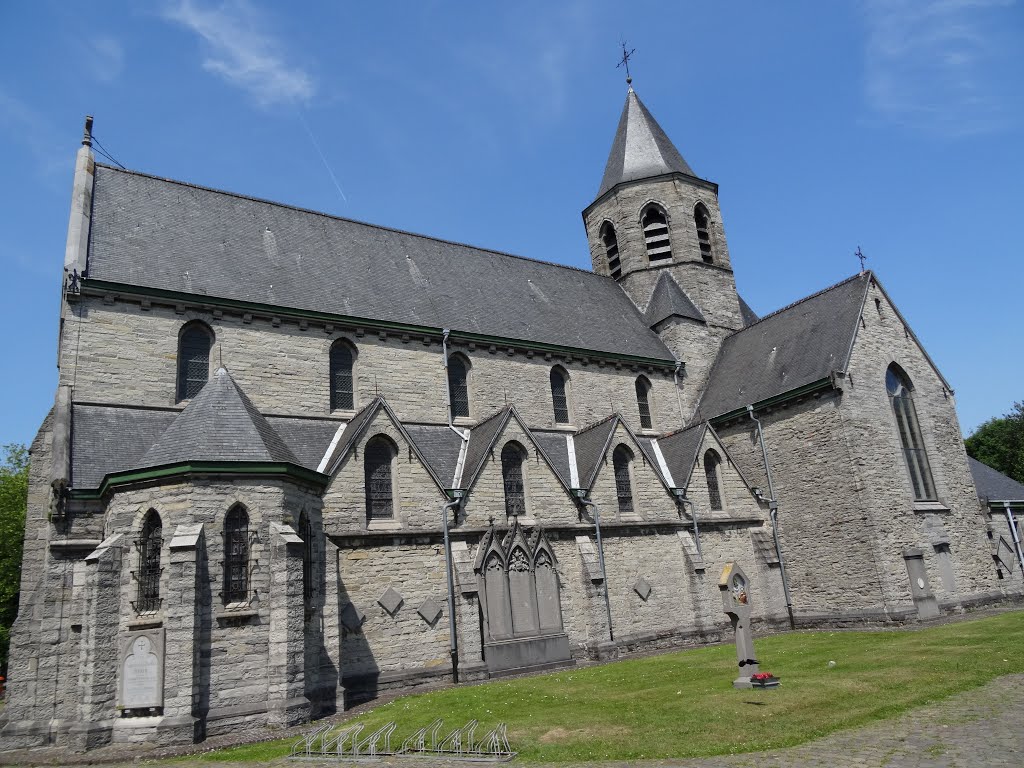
[191,610,1024,763]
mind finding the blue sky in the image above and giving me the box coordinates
[1,0,1021,449]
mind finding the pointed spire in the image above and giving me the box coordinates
[597,90,695,198]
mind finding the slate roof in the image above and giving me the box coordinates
[573,416,619,489]
[404,424,465,488]
[643,272,705,327]
[969,457,1024,503]
[597,89,698,198]
[139,368,299,467]
[71,405,177,488]
[693,273,871,421]
[738,295,759,327]
[461,408,510,490]
[656,424,707,490]
[265,416,340,470]
[530,431,574,488]
[86,165,674,362]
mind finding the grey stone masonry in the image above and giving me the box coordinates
[267,522,311,727]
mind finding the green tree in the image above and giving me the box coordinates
[965,402,1024,484]
[0,443,28,674]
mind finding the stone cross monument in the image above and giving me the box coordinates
[719,562,759,689]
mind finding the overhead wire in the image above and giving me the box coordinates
[91,134,126,169]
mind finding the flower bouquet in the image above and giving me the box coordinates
[750,671,780,688]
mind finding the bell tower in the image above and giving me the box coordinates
[582,87,743,333]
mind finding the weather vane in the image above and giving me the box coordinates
[617,41,635,86]
[855,246,867,274]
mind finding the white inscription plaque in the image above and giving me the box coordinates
[120,631,164,709]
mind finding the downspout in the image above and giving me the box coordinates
[1003,501,1024,580]
[441,498,462,683]
[746,405,796,630]
[677,496,703,560]
[577,497,614,642]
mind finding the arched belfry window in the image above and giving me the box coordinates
[176,322,214,402]
[704,449,724,511]
[613,444,634,517]
[641,204,672,262]
[501,442,527,518]
[223,505,250,604]
[365,436,396,522]
[694,203,714,264]
[330,340,356,411]
[601,221,621,278]
[448,354,470,419]
[886,364,937,501]
[136,510,162,613]
[635,376,653,430]
[550,367,570,424]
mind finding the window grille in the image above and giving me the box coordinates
[177,323,213,401]
[550,368,570,424]
[642,205,672,262]
[365,439,395,520]
[635,376,653,430]
[502,443,527,517]
[886,366,937,501]
[136,511,162,613]
[704,450,724,511]
[330,342,355,410]
[601,222,621,278]
[223,506,249,604]
[613,445,634,516]
[448,356,470,418]
[694,204,714,264]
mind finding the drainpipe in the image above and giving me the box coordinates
[576,496,614,642]
[441,497,462,683]
[1003,501,1024,580]
[673,360,685,425]
[746,405,796,630]
[673,493,702,560]
[441,328,470,442]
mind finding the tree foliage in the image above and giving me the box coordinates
[965,402,1024,484]
[0,443,28,674]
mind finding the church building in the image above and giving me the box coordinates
[2,86,1017,750]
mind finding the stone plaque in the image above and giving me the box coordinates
[120,629,164,709]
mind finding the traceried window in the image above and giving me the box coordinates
[613,444,634,517]
[501,442,527,518]
[365,436,396,521]
[176,322,214,402]
[601,221,621,278]
[330,340,355,411]
[704,449,724,511]
[635,376,653,430]
[299,511,314,605]
[886,364,937,501]
[694,203,714,264]
[550,367,570,424]
[448,354,470,419]
[136,509,162,613]
[223,505,250,604]
[641,204,672,262]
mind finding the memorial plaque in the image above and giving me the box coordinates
[120,629,164,709]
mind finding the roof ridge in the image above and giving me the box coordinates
[94,163,601,279]
[575,412,619,435]
[728,271,869,333]
[659,422,706,440]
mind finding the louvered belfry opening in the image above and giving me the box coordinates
[704,449,724,511]
[136,510,162,613]
[448,355,470,418]
[613,444,634,516]
[601,221,621,278]
[501,442,527,518]
[694,203,713,263]
[886,364,937,501]
[330,340,355,410]
[365,437,396,520]
[550,367,570,424]
[635,376,653,429]
[223,505,249,604]
[176,322,213,401]
[642,205,672,262]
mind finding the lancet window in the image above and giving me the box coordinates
[330,340,355,411]
[176,321,214,401]
[704,449,724,511]
[886,364,937,501]
[223,505,250,604]
[136,509,162,613]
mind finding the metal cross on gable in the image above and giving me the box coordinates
[617,41,636,85]
[855,246,867,274]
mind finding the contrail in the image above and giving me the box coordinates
[297,110,348,204]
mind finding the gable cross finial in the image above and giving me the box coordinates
[855,246,867,274]
[617,41,635,86]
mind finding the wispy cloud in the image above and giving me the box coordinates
[84,36,124,83]
[162,0,314,107]
[0,88,67,177]
[861,0,1018,137]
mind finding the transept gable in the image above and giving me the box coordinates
[574,414,671,493]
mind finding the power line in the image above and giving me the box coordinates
[91,134,126,169]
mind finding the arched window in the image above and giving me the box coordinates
[613,444,634,517]
[601,221,621,278]
[886,364,937,501]
[137,510,162,613]
[299,511,314,605]
[176,322,214,402]
[223,505,249,604]
[448,354,470,419]
[635,376,653,430]
[501,442,527,518]
[550,367,570,424]
[641,204,672,262]
[704,449,724,511]
[330,340,355,411]
[365,436,396,521]
[694,203,714,264]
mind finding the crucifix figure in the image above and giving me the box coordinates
[617,42,636,86]
[855,246,867,274]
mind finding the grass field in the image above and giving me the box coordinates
[187,610,1024,763]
